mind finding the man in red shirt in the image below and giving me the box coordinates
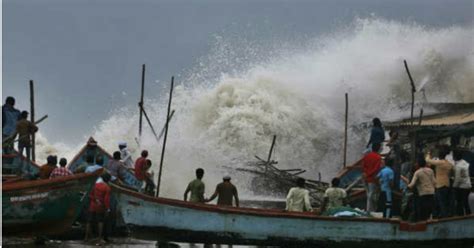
[135,150,156,193]
[362,142,382,213]
[134,150,148,181]
[85,173,111,244]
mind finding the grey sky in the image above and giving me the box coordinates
[3,0,473,145]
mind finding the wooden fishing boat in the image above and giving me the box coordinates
[112,183,474,246]
[67,137,143,191]
[2,152,40,181]
[2,170,102,236]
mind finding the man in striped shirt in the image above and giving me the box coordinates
[50,158,72,178]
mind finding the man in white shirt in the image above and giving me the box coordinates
[286,178,313,212]
[118,142,133,168]
[453,149,472,216]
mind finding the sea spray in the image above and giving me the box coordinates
[36,18,474,199]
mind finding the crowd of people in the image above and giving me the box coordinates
[362,117,473,221]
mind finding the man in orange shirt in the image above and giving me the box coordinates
[15,111,38,161]
[426,147,454,218]
[39,155,57,179]
[362,143,382,213]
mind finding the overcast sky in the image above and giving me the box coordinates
[3,0,473,145]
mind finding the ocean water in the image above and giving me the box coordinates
[32,18,473,201]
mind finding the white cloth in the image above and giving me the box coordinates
[286,187,312,212]
[453,159,472,189]
[120,147,134,168]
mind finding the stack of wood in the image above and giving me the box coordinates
[237,155,329,207]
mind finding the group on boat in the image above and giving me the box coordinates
[3,94,474,246]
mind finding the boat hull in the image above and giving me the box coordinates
[2,172,100,236]
[112,184,474,246]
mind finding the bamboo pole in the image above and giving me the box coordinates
[343,93,348,168]
[404,60,417,165]
[413,108,424,159]
[156,77,174,197]
[29,80,36,161]
[138,64,146,138]
[265,135,277,173]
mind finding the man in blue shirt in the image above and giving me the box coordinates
[2,96,20,153]
[377,158,394,218]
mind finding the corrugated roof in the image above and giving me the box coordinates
[386,110,474,128]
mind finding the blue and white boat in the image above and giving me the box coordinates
[111,183,474,246]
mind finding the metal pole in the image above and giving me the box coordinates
[343,93,348,168]
[139,64,146,138]
[29,80,35,161]
[156,77,174,197]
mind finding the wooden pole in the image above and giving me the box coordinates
[404,60,417,165]
[138,64,146,138]
[412,108,424,162]
[343,93,348,168]
[29,80,36,161]
[265,135,277,173]
[156,76,174,197]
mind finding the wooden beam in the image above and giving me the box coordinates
[140,105,160,143]
[156,76,174,197]
[29,80,35,161]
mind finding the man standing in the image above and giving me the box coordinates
[118,142,133,168]
[207,176,239,207]
[134,150,148,180]
[39,155,58,179]
[363,143,382,213]
[50,158,72,178]
[321,178,346,214]
[85,174,112,245]
[366,118,385,150]
[2,96,20,153]
[184,168,205,203]
[426,147,453,218]
[286,178,313,212]
[408,156,436,221]
[105,151,125,181]
[452,149,472,216]
[377,158,395,218]
[15,111,38,160]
